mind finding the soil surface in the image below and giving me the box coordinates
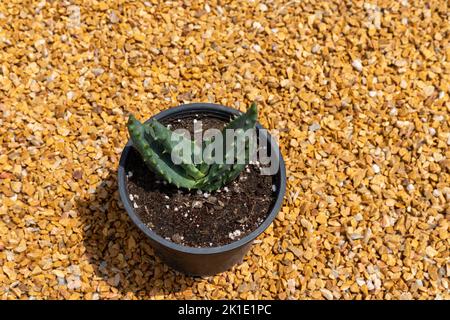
[125,114,276,247]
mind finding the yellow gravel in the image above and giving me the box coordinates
[0,0,449,299]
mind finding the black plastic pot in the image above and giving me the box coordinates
[118,103,286,276]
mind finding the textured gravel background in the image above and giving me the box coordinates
[0,0,449,299]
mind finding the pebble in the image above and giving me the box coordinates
[352,59,363,72]
[171,233,183,244]
[192,201,203,209]
[423,85,435,97]
[372,164,380,174]
[311,44,321,54]
[432,189,441,198]
[320,288,334,300]
[308,122,321,132]
[258,3,268,11]
[400,79,408,89]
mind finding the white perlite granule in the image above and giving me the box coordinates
[228,229,242,240]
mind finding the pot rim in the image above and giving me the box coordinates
[118,103,286,255]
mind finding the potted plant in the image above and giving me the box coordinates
[118,102,286,276]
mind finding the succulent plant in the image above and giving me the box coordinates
[127,103,258,191]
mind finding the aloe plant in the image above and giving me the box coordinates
[127,103,258,191]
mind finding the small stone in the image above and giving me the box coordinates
[290,139,299,147]
[426,246,438,258]
[423,85,435,97]
[311,44,321,53]
[316,212,328,224]
[395,59,408,67]
[109,11,120,23]
[300,218,313,231]
[252,21,262,30]
[11,181,22,193]
[372,164,380,174]
[53,270,65,278]
[400,79,408,89]
[206,196,217,204]
[280,79,290,88]
[252,44,262,52]
[192,201,203,209]
[320,288,334,300]
[228,229,242,240]
[352,59,363,72]
[433,115,444,122]
[92,68,104,76]
[432,189,440,197]
[309,122,321,132]
[57,277,66,286]
[407,184,415,192]
[399,293,413,300]
[171,233,183,244]
[258,3,268,11]
[386,199,396,207]
[72,170,83,180]
[356,278,366,286]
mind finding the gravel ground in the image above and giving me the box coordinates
[0,0,449,300]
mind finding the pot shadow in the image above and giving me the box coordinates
[76,172,202,298]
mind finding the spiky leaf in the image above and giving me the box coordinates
[145,118,206,179]
[127,115,198,189]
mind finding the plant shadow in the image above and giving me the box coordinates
[76,172,202,299]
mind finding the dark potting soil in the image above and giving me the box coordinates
[125,114,276,248]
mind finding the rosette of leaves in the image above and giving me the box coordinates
[127,103,258,191]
